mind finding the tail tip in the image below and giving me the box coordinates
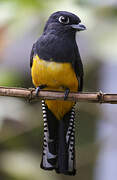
[55,168,76,176]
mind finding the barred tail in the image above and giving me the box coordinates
[55,107,76,175]
[41,100,58,170]
[41,100,76,175]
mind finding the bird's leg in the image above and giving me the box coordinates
[64,88,70,100]
[36,85,47,96]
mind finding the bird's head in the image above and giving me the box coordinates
[43,11,86,35]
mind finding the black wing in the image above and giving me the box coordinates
[72,45,84,92]
[30,43,36,68]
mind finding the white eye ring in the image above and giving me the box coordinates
[59,16,70,24]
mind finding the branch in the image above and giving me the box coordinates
[0,86,117,104]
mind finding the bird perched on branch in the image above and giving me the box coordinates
[30,11,86,175]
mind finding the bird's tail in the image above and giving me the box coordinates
[55,107,76,175]
[41,100,76,175]
[40,100,58,170]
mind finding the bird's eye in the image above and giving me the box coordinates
[59,16,69,24]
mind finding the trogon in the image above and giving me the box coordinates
[30,11,86,175]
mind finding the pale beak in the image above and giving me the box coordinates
[71,23,86,31]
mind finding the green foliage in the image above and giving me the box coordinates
[0,127,43,151]
[96,6,117,17]
[0,0,56,10]
[0,72,27,87]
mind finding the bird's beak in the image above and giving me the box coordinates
[71,23,86,31]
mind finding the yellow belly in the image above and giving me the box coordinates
[31,55,78,119]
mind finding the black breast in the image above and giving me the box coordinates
[35,32,77,63]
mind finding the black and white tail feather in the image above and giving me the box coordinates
[41,100,76,175]
[41,100,57,170]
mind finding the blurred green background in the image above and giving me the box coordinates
[0,0,117,179]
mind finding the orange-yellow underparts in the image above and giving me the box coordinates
[31,55,78,120]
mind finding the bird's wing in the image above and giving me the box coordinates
[72,45,84,92]
[30,43,36,68]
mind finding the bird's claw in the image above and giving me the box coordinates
[64,88,70,100]
[36,85,47,96]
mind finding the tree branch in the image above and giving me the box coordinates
[0,86,117,104]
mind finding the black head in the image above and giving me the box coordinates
[35,11,86,63]
[43,11,86,34]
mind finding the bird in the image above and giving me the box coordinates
[30,11,86,176]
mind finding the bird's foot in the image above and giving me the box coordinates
[64,88,70,100]
[36,85,47,96]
